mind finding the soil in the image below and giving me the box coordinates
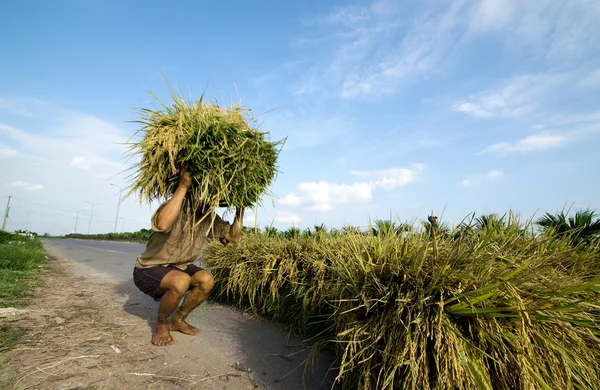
[0,252,336,390]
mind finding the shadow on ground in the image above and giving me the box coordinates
[117,279,340,390]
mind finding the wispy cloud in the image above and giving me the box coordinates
[294,0,600,100]
[467,0,517,32]
[280,164,423,211]
[481,133,568,155]
[0,99,128,179]
[296,0,467,99]
[460,170,503,188]
[480,119,600,155]
[453,72,569,118]
[10,181,44,191]
[467,0,600,63]
[0,147,17,158]
[0,98,34,116]
[582,68,600,87]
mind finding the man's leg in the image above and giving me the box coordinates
[170,270,215,335]
[153,270,191,346]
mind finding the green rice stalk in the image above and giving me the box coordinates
[124,83,284,227]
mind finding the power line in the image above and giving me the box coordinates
[11,196,78,214]
[8,196,148,222]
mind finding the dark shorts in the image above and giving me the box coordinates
[133,264,203,302]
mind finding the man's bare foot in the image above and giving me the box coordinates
[170,316,200,336]
[152,321,175,346]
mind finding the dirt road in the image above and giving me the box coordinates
[0,239,337,389]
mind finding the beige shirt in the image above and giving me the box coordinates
[135,202,231,269]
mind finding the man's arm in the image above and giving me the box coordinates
[224,207,244,243]
[155,164,192,232]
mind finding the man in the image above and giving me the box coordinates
[133,164,243,346]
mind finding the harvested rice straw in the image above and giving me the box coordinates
[125,84,284,231]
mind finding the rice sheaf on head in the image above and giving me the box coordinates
[125,89,284,222]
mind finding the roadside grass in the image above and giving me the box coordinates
[0,231,49,352]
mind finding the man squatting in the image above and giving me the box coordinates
[132,164,244,346]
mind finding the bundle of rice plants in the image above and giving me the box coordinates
[125,83,284,219]
[204,215,600,389]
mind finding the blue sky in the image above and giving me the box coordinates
[1,0,599,235]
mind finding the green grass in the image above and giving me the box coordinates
[204,216,600,389]
[0,240,45,271]
[0,231,48,353]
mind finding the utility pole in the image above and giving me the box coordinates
[2,196,11,231]
[85,201,101,234]
[26,210,35,232]
[73,211,79,233]
[110,183,124,233]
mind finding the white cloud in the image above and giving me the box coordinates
[460,170,504,188]
[280,165,423,211]
[280,182,372,211]
[481,122,600,155]
[274,211,302,224]
[69,156,91,170]
[453,72,569,118]
[481,133,568,155]
[453,102,493,118]
[0,147,17,158]
[349,165,424,189]
[10,180,44,191]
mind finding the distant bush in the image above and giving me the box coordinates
[65,229,152,243]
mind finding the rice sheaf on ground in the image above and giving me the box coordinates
[204,217,600,390]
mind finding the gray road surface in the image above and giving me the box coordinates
[43,239,338,390]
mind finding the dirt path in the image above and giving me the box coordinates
[0,242,336,390]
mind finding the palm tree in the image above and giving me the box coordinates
[421,220,450,237]
[536,209,600,243]
[372,219,411,237]
[476,213,507,233]
[313,223,328,237]
[342,225,362,235]
[264,226,279,238]
[282,227,300,239]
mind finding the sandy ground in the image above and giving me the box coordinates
[0,242,337,390]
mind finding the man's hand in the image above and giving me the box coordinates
[155,163,190,232]
[178,163,193,190]
[225,207,244,243]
